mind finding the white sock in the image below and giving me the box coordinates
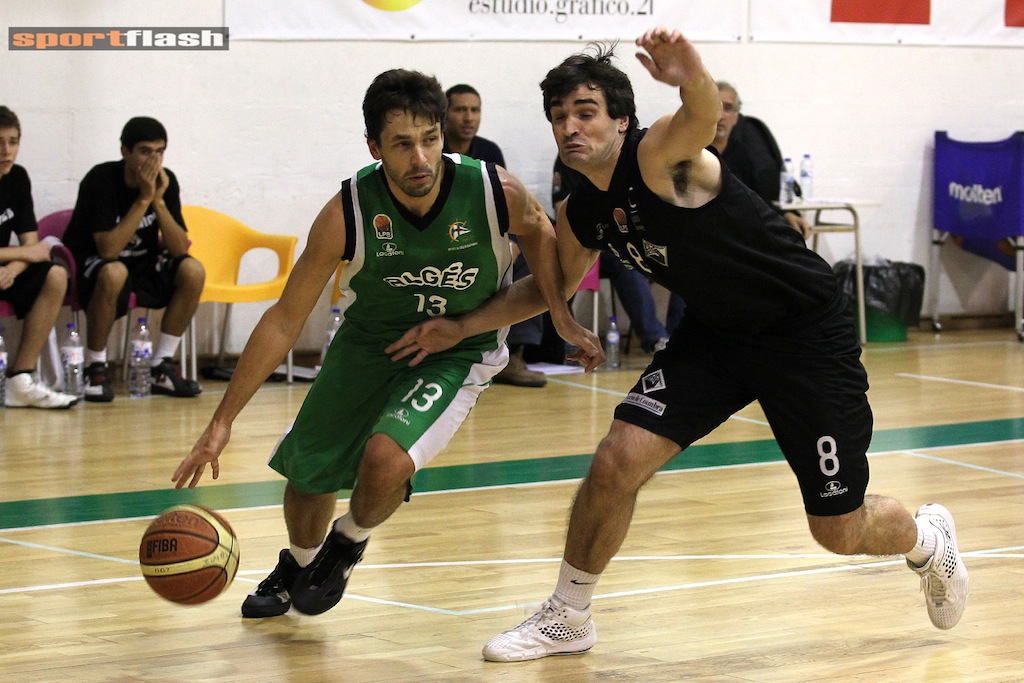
[290,543,322,568]
[333,512,372,543]
[151,333,181,366]
[905,518,938,567]
[86,349,107,365]
[552,560,600,611]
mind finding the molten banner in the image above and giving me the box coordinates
[933,131,1024,268]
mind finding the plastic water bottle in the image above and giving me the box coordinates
[61,323,85,399]
[321,307,342,365]
[605,316,621,370]
[799,154,814,200]
[779,157,795,204]
[128,317,153,398]
[0,328,7,408]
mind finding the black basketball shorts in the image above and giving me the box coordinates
[614,306,872,517]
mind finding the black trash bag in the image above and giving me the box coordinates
[833,260,926,327]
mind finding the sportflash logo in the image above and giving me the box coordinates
[8,27,229,50]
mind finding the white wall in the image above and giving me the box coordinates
[3,0,1022,354]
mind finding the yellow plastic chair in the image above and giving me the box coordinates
[181,205,298,382]
[330,261,346,306]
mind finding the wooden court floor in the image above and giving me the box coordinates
[1,328,1022,682]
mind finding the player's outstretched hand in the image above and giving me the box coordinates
[635,27,705,89]
[172,421,230,489]
[387,318,467,367]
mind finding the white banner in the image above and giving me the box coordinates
[750,0,1024,46]
[226,0,745,42]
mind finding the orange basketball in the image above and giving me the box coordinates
[139,504,240,605]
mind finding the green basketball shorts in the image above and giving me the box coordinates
[268,328,508,494]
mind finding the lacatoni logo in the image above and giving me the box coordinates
[948,181,1003,206]
[377,243,405,258]
[820,480,849,498]
[386,408,411,426]
[9,27,229,50]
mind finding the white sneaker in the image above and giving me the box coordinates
[4,373,78,409]
[908,503,969,629]
[482,597,597,662]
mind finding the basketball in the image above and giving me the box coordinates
[139,504,240,605]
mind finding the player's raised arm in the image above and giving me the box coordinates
[634,28,721,196]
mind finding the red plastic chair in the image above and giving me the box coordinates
[36,210,79,312]
[2,215,74,377]
[576,260,601,335]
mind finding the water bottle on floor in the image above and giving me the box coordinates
[605,316,621,370]
[62,323,85,399]
[129,317,153,398]
[321,307,342,366]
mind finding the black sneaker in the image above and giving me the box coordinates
[241,549,301,618]
[150,357,201,397]
[290,527,368,616]
[83,362,114,403]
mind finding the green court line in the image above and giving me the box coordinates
[1,417,1022,531]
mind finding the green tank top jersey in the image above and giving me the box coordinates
[336,154,513,352]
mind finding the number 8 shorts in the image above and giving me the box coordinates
[615,307,872,517]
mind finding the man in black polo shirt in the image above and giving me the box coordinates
[0,105,77,409]
[64,116,204,401]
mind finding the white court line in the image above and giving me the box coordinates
[546,376,630,397]
[3,544,1020,616]
[0,576,146,595]
[896,372,1024,393]
[903,447,1024,479]
[0,537,139,564]
[2,435,1020,610]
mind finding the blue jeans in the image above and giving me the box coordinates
[506,255,544,347]
[601,252,668,350]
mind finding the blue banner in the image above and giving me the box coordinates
[933,131,1023,271]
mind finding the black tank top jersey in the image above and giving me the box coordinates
[566,129,840,334]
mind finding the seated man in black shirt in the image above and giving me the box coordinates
[444,84,547,387]
[713,81,811,238]
[64,116,204,401]
[0,105,77,409]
